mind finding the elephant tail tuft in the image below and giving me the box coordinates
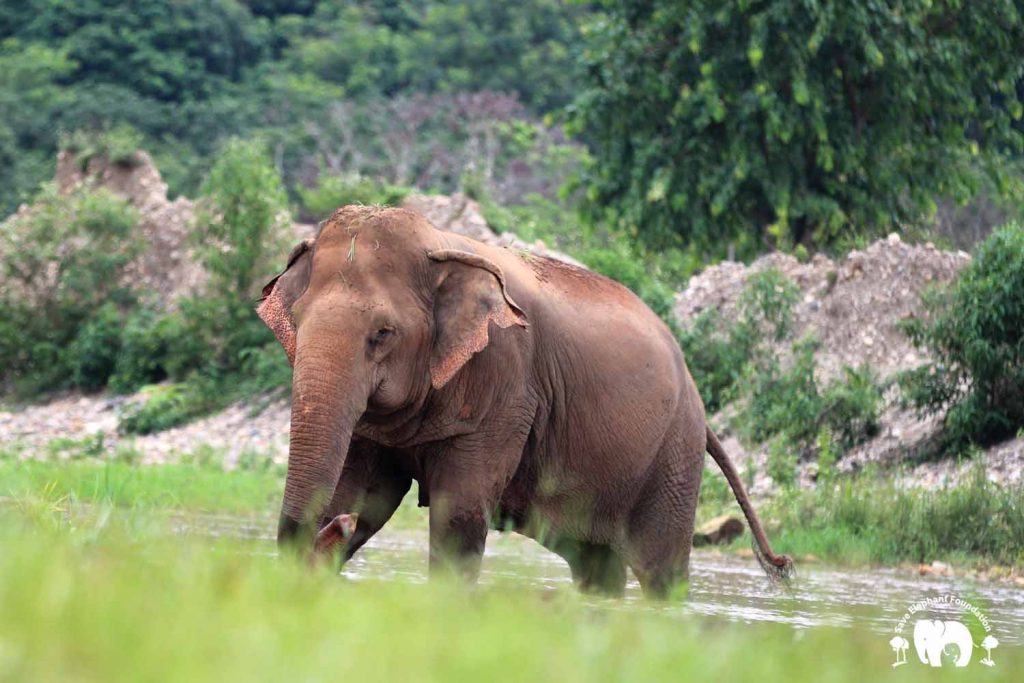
[753,538,796,586]
[706,425,795,585]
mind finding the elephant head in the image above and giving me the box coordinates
[913,619,974,667]
[257,206,527,549]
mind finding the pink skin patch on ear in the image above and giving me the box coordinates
[429,304,527,390]
[257,289,297,365]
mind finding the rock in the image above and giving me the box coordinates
[399,193,582,266]
[692,515,744,547]
[919,560,954,577]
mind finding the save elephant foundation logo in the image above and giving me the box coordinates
[888,594,999,668]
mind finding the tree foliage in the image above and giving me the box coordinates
[0,0,591,216]
[0,186,142,393]
[569,1,1024,255]
[900,222,1024,450]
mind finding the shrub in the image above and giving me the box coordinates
[765,438,798,489]
[119,378,220,436]
[900,222,1024,450]
[769,463,1024,567]
[0,185,141,394]
[680,267,883,454]
[820,365,883,450]
[60,124,144,169]
[190,138,291,368]
[67,303,124,392]
[742,335,821,445]
[679,268,799,412]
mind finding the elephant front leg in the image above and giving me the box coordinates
[424,437,523,582]
[428,501,489,581]
[316,439,412,566]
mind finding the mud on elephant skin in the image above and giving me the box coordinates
[257,205,793,598]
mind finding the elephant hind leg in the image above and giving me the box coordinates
[625,433,704,600]
[538,537,627,597]
[575,543,627,597]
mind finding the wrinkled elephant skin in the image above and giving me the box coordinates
[258,206,792,597]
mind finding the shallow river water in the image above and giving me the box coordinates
[165,508,1024,648]
[340,528,1024,646]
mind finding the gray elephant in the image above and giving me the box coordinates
[257,205,793,597]
[913,619,974,667]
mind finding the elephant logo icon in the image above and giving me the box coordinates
[891,594,998,668]
[912,619,975,667]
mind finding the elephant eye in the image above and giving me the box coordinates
[368,327,395,349]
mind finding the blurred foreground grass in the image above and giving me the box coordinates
[3,492,1020,683]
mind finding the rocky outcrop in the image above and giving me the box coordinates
[675,234,1024,489]
[400,192,583,266]
[675,233,970,383]
[54,150,206,304]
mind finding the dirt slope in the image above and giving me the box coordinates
[674,235,1023,489]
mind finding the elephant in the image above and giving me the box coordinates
[257,205,793,598]
[913,620,974,667]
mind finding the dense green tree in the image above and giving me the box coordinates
[287,0,589,111]
[6,0,270,101]
[569,1,1024,254]
[0,0,594,216]
[0,41,75,212]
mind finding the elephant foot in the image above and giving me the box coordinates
[310,513,359,566]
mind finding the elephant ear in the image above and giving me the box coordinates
[427,249,528,389]
[257,239,314,366]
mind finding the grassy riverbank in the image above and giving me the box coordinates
[699,463,1024,571]
[1,492,1021,683]
[2,454,1022,573]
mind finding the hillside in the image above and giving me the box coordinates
[2,151,1020,490]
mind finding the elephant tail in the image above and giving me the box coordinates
[705,426,795,583]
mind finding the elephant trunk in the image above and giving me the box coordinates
[277,335,367,551]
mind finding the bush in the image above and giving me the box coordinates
[768,463,1024,567]
[900,222,1024,450]
[119,378,220,436]
[67,303,124,392]
[60,124,144,169]
[0,185,142,394]
[679,268,799,412]
[742,335,822,446]
[820,365,883,450]
[113,139,296,433]
[680,267,883,454]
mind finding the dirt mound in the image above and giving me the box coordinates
[674,233,971,382]
[675,235,1024,488]
[400,193,583,266]
[54,150,206,304]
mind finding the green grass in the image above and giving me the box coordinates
[2,498,1020,683]
[0,456,430,529]
[0,459,283,516]
[698,462,1024,569]
[2,453,1022,571]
